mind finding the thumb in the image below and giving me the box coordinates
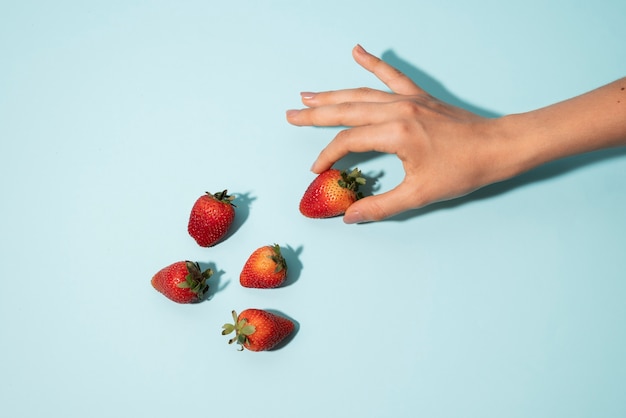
[343,184,418,224]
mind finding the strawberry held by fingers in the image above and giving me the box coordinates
[222,309,295,352]
[188,190,236,247]
[299,168,366,218]
[240,244,288,288]
[151,261,212,303]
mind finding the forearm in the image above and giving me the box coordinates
[499,78,626,178]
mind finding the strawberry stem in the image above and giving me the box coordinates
[221,310,256,351]
[338,168,366,199]
[269,244,288,274]
[176,261,212,301]
[210,190,237,207]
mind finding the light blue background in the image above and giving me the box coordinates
[1,1,625,417]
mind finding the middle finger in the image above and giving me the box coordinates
[301,87,397,107]
[287,101,404,127]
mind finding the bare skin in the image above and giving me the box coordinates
[286,44,626,223]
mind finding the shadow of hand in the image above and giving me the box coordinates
[381,49,501,118]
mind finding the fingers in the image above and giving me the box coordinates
[286,88,395,126]
[298,45,421,107]
[287,101,403,127]
[310,122,403,173]
[286,45,425,128]
[352,44,424,96]
[299,87,396,107]
[343,183,419,223]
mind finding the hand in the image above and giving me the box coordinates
[286,45,513,223]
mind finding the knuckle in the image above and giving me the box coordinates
[394,100,422,118]
[337,101,355,113]
[308,109,332,127]
[334,128,351,142]
[389,119,420,138]
[392,67,406,78]
[333,102,356,125]
[356,87,374,97]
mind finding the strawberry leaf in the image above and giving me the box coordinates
[240,325,256,336]
[339,168,366,194]
[236,334,248,347]
[269,244,288,275]
[176,261,212,299]
[222,324,235,335]
[212,190,237,206]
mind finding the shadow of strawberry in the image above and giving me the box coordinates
[280,244,303,287]
[222,191,256,242]
[197,261,230,301]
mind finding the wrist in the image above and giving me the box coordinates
[474,114,539,186]
[486,112,564,183]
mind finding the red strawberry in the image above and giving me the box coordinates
[299,168,366,218]
[151,261,212,303]
[188,190,236,247]
[240,244,288,288]
[222,309,295,351]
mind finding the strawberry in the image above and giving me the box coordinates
[188,190,236,247]
[151,261,212,303]
[222,309,295,351]
[299,168,366,218]
[240,244,288,288]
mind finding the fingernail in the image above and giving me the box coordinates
[286,109,300,118]
[354,44,366,54]
[310,161,322,173]
[300,92,316,100]
[343,210,365,224]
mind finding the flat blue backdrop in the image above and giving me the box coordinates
[1,1,625,417]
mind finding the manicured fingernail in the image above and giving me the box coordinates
[300,92,316,100]
[286,109,300,118]
[343,210,365,224]
[310,161,321,172]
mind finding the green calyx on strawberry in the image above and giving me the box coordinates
[299,167,366,218]
[338,168,366,197]
[151,261,213,303]
[188,190,236,247]
[222,310,256,350]
[222,309,295,351]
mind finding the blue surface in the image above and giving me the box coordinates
[1,1,625,417]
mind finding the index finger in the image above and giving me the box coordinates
[352,44,424,96]
[311,121,402,172]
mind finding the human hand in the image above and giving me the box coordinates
[286,44,514,223]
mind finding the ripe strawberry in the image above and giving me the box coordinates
[188,190,236,247]
[299,168,366,218]
[151,261,212,303]
[222,309,295,351]
[240,244,288,288]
